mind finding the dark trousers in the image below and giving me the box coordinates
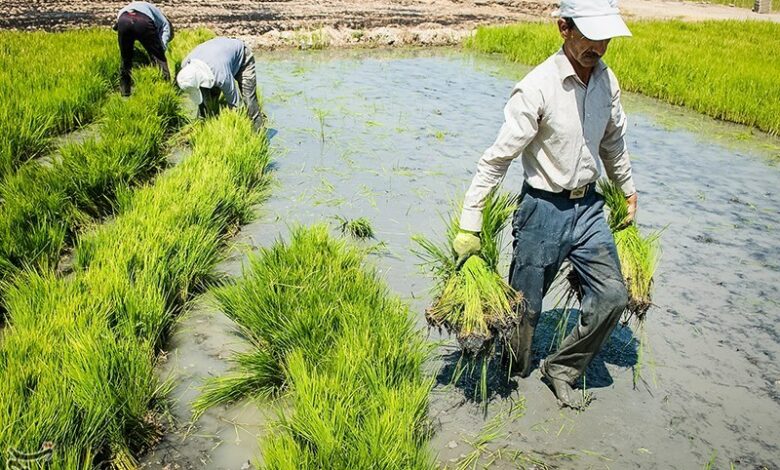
[198,46,263,132]
[116,11,170,90]
[508,183,628,384]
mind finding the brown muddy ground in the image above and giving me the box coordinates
[2,0,778,49]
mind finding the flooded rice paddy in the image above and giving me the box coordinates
[141,48,780,469]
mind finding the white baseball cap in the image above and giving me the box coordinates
[176,59,216,105]
[554,0,632,41]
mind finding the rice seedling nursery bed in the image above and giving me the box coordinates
[0,109,270,467]
[194,225,434,468]
[0,29,212,303]
[0,30,118,179]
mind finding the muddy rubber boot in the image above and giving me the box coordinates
[507,320,535,378]
[540,361,585,410]
[119,74,131,97]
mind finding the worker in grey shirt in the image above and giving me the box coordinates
[114,1,173,95]
[453,0,637,409]
[176,37,263,132]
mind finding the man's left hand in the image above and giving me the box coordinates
[622,192,638,228]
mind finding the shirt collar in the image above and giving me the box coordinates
[554,47,608,84]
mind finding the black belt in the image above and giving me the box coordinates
[522,182,596,200]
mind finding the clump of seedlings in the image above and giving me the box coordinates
[193,225,434,468]
[414,190,522,357]
[561,179,662,323]
[336,215,375,239]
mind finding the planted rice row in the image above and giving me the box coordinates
[466,20,780,135]
[194,225,435,469]
[0,110,271,467]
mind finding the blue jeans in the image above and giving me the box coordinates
[508,183,628,383]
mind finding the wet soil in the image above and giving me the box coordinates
[141,48,780,469]
[2,0,778,49]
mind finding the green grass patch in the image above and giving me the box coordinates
[0,110,271,467]
[695,0,779,11]
[466,20,780,135]
[194,225,434,468]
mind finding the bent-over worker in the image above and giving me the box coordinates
[176,37,263,132]
[114,1,173,96]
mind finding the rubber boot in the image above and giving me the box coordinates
[540,360,587,410]
[507,317,535,378]
[119,73,131,97]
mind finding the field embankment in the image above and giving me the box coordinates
[466,20,780,136]
[192,225,435,468]
[0,110,271,467]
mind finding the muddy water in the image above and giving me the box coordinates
[143,48,780,469]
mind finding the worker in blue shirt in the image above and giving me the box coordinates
[176,37,264,132]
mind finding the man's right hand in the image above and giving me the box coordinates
[453,231,481,266]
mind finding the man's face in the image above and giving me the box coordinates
[559,19,611,69]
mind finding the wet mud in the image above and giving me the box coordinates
[142,48,780,469]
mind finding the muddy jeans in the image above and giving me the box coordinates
[199,46,263,132]
[116,11,171,90]
[508,182,628,384]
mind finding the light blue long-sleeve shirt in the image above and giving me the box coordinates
[182,38,246,108]
[117,2,173,49]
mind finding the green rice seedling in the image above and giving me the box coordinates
[194,225,435,468]
[312,107,329,142]
[414,190,521,356]
[335,215,375,239]
[557,179,661,324]
[0,110,270,467]
[599,179,661,321]
[466,21,780,135]
[0,29,120,178]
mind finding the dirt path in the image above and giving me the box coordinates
[2,0,778,48]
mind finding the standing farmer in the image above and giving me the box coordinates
[453,0,636,409]
[176,37,264,132]
[114,1,173,96]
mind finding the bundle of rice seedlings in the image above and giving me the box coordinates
[413,190,522,357]
[335,215,375,239]
[561,179,661,323]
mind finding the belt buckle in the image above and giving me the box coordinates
[569,185,586,199]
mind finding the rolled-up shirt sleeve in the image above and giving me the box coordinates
[460,85,542,232]
[599,83,636,196]
[160,18,172,49]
